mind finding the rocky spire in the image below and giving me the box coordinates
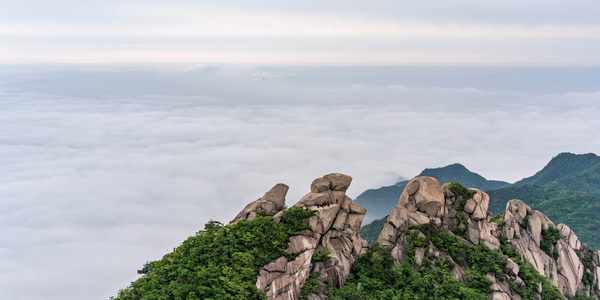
[232,173,368,300]
[231,183,289,223]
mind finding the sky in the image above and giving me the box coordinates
[1,1,600,300]
[2,0,600,65]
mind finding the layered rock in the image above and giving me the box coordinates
[232,183,289,223]
[243,173,368,300]
[233,174,600,299]
[502,199,595,298]
[377,176,600,299]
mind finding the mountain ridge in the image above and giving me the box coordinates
[112,173,600,300]
[355,162,509,224]
[359,152,600,250]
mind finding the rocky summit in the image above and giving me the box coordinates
[114,173,600,300]
[237,175,600,299]
[237,173,369,300]
[378,176,600,300]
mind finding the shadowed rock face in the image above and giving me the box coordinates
[238,173,368,300]
[377,176,600,300]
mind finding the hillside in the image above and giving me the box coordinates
[485,152,600,250]
[420,163,509,190]
[514,152,600,187]
[354,163,508,223]
[112,174,600,300]
[360,152,600,250]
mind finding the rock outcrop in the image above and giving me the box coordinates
[232,183,289,223]
[235,173,368,300]
[378,176,600,299]
[233,174,600,300]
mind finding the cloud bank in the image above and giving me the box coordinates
[1,65,599,299]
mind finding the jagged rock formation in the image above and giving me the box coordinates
[232,183,289,223]
[378,176,600,299]
[234,173,368,300]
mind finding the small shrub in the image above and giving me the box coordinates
[312,247,330,262]
[449,181,472,207]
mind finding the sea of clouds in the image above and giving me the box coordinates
[1,64,599,299]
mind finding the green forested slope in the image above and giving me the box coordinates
[354,183,407,223]
[485,153,600,250]
[359,152,600,251]
[359,215,388,245]
[331,224,563,300]
[419,163,509,190]
[514,152,600,187]
[111,208,314,300]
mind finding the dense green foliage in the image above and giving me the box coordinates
[359,215,388,245]
[540,224,560,259]
[448,181,472,205]
[333,222,564,300]
[312,247,330,262]
[330,222,564,300]
[300,272,321,300]
[327,242,488,300]
[514,153,600,187]
[111,207,315,300]
[486,153,600,250]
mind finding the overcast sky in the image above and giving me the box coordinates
[2,0,600,65]
[1,1,600,300]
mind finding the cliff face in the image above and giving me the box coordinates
[378,176,600,299]
[233,173,368,300]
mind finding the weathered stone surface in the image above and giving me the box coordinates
[255,174,367,300]
[323,173,352,191]
[265,257,288,273]
[464,198,477,214]
[556,239,584,297]
[557,223,581,250]
[398,177,444,216]
[289,235,318,254]
[409,211,430,225]
[490,292,512,300]
[388,205,409,228]
[310,178,330,193]
[349,203,367,214]
[504,258,520,276]
[232,183,289,223]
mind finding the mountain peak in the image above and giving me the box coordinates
[515,152,600,186]
[418,163,508,190]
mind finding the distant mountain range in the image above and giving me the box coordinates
[354,163,510,223]
[358,152,600,250]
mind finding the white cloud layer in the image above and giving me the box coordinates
[1,64,599,299]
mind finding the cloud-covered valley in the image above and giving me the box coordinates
[1,65,599,299]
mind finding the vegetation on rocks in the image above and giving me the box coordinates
[111,207,314,300]
[359,152,600,251]
[540,224,560,259]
